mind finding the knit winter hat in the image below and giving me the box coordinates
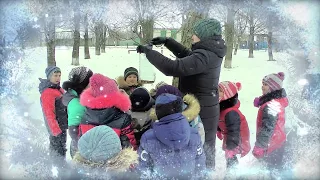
[193,18,222,40]
[124,67,139,81]
[155,93,183,120]
[263,72,285,91]
[78,125,122,163]
[45,66,61,79]
[155,85,183,99]
[218,81,242,101]
[130,87,151,111]
[89,73,119,97]
[62,67,93,95]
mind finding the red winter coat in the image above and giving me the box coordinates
[219,95,251,157]
[255,88,288,154]
[39,78,68,136]
[79,87,137,150]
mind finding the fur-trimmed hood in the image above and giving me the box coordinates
[73,148,138,172]
[80,88,131,112]
[149,94,200,122]
[116,76,143,90]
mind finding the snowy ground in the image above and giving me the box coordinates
[0,47,318,179]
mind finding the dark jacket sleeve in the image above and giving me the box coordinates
[165,38,192,58]
[145,49,209,77]
[225,110,241,150]
[255,105,278,148]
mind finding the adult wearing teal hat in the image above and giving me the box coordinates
[136,18,227,170]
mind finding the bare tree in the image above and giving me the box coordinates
[233,11,248,55]
[224,7,236,68]
[27,0,68,67]
[83,13,90,59]
[71,0,80,65]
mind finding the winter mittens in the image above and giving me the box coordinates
[150,37,168,45]
[136,44,153,54]
[252,146,265,159]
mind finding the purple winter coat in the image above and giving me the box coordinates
[137,112,205,179]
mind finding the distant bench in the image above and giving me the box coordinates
[128,49,136,54]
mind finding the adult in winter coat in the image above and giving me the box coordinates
[79,73,137,150]
[117,67,143,96]
[73,125,140,179]
[150,85,205,145]
[39,66,68,159]
[137,93,206,179]
[217,81,250,170]
[136,18,227,169]
[62,66,93,158]
[129,87,155,146]
[252,72,289,176]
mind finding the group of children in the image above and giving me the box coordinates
[39,65,288,178]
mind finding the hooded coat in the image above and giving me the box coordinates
[255,88,289,154]
[79,87,137,150]
[143,37,226,167]
[137,112,205,179]
[73,148,140,179]
[39,78,68,136]
[149,94,205,145]
[116,76,143,96]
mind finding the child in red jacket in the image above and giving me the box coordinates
[79,73,137,150]
[217,81,251,170]
[39,66,68,159]
[252,72,288,176]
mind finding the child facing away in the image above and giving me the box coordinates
[149,85,205,145]
[252,72,288,177]
[62,66,93,158]
[217,81,251,170]
[136,93,206,179]
[116,67,143,95]
[129,87,155,146]
[73,125,139,179]
[79,73,137,150]
[39,66,68,159]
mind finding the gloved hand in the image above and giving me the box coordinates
[150,37,168,45]
[252,146,266,159]
[136,44,152,54]
[253,97,260,107]
[217,131,223,140]
[225,147,240,159]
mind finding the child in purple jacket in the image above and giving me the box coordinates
[137,93,205,179]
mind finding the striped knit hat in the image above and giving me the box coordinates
[218,81,242,101]
[263,72,285,92]
[124,67,139,81]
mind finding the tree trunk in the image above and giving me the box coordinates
[71,3,80,66]
[267,31,274,61]
[172,11,204,88]
[94,23,101,55]
[248,11,254,58]
[224,8,235,69]
[84,13,90,59]
[138,18,154,45]
[234,36,240,55]
[46,14,56,67]
[101,24,106,53]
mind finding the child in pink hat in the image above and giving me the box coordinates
[218,81,251,171]
[252,72,289,176]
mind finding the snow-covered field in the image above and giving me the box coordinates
[0,47,319,179]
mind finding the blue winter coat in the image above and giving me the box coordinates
[137,112,205,179]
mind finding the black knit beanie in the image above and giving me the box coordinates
[62,67,93,95]
[155,93,183,120]
[124,67,139,81]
